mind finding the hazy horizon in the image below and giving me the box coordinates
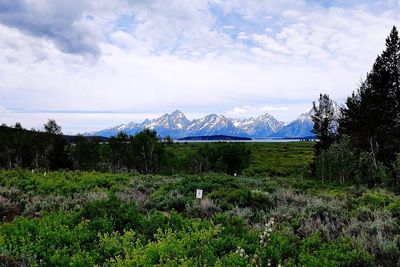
[0,104,315,135]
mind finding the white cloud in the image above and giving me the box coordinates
[0,0,105,57]
[236,31,249,40]
[0,110,211,134]
[261,106,289,111]
[0,106,8,113]
[282,10,302,18]
[0,111,162,134]
[226,107,248,116]
[0,0,399,133]
[222,25,235,29]
[224,105,306,122]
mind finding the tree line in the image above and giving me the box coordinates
[0,121,251,175]
[312,26,400,187]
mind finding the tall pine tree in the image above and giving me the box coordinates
[340,26,400,163]
[312,93,336,156]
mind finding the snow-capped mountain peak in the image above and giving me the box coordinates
[90,105,341,139]
[187,114,234,134]
[170,109,185,118]
[296,108,313,123]
[144,110,190,135]
[230,112,284,137]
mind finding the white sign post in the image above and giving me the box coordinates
[196,189,203,199]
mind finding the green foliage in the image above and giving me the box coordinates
[180,143,251,175]
[167,141,315,177]
[298,234,373,266]
[44,119,62,135]
[130,129,166,174]
[0,123,72,170]
[108,222,224,266]
[393,153,400,185]
[0,140,398,266]
[387,198,400,218]
[339,26,400,182]
[72,135,101,170]
[312,93,337,155]
[0,170,130,195]
[0,201,259,266]
[357,191,393,209]
[0,212,92,266]
[355,151,389,186]
[1,121,315,178]
[315,136,391,186]
[316,136,356,184]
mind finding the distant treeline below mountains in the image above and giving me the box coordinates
[89,105,341,139]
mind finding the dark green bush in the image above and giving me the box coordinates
[298,234,374,266]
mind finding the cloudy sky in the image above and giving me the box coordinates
[0,0,399,134]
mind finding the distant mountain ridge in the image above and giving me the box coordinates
[271,103,341,138]
[89,105,341,139]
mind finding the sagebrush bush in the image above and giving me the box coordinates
[0,169,399,266]
[186,198,221,218]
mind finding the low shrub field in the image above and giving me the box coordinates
[0,168,399,266]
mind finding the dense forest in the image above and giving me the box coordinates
[0,26,400,266]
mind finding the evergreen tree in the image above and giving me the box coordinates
[312,93,336,155]
[131,129,164,174]
[42,119,72,170]
[72,135,100,170]
[44,119,62,135]
[340,26,400,164]
[108,132,131,171]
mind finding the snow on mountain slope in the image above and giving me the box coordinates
[231,113,284,137]
[271,102,342,138]
[90,105,341,139]
[186,114,245,136]
[270,109,314,138]
[144,110,190,138]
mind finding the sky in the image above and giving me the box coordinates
[0,0,399,134]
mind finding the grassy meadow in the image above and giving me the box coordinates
[167,142,315,177]
[0,142,399,266]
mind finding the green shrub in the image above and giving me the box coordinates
[0,212,93,266]
[256,229,299,266]
[80,195,143,232]
[148,189,187,212]
[357,191,393,209]
[298,234,374,266]
[386,198,400,217]
[0,166,399,266]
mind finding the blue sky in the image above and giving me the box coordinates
[0,0,399,134]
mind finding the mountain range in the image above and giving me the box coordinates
[90,105,341,139]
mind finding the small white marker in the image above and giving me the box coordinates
[196,189,203,199]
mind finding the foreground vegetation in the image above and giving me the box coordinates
[0,147,399,266]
